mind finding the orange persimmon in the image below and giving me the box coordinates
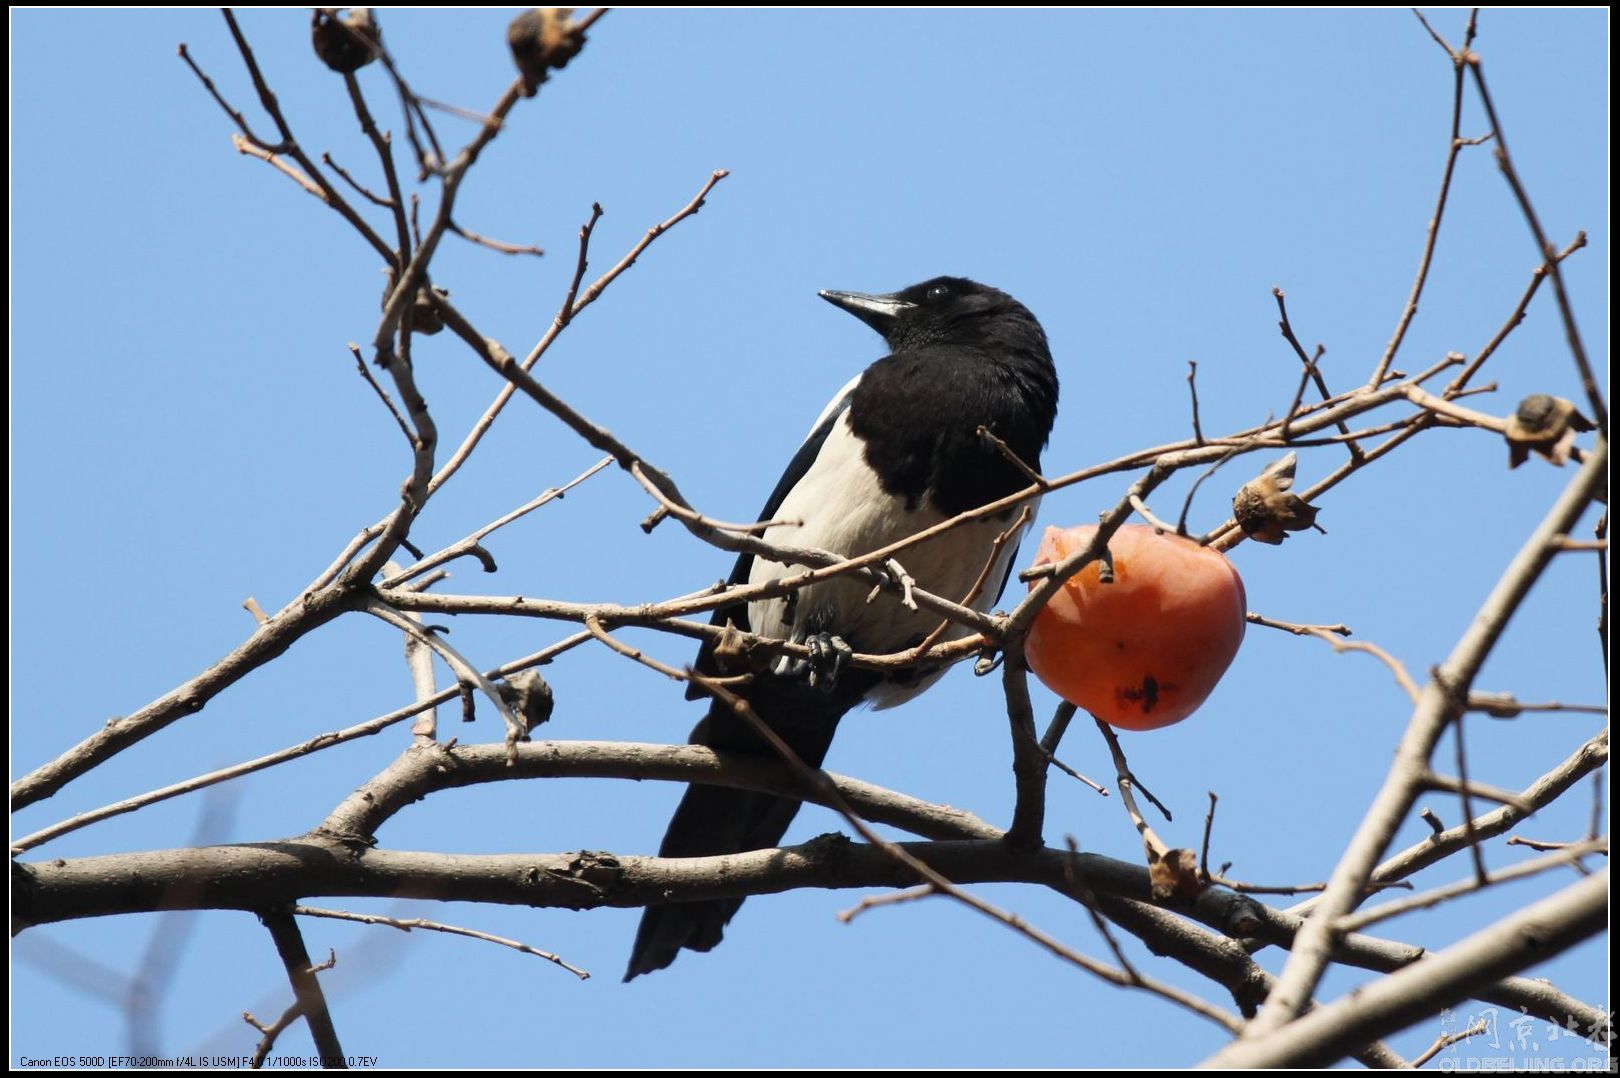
[1024,524,1246,731]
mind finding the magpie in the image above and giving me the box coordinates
[624,276,1059,980]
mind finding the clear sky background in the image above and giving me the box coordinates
[11,8,1609,1069]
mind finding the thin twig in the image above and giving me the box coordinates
[1036,701,1107,795]
[574,7,610,34]
[1368,9,1479,388]
[1465,50,1607,436]
[1588,765,1604,842]
[1289,730,1609,914]
[347,344,415,446]
[1596,512,1610,676]
[425,173,726,500]
[1506,836,1607,854]
[383,456,612,587]
[1411,1020,1490,1068]
[697,678,1242,1033]
[8,628,597,855]
[449,219,544,257]
[175,43,287,151]
[217,11,395,263]
[1273,288,1360,453]
[1200,793,1218,882]
[1419,774,1533,813]
[1095,717,1173,852]
[321,152,392,208]
[1040,748,1110,797]
[978,426,1049,488]
[1294,624,1421,703]
[1283,343,1325,439]
[1447,232,1587,393]
[1129,493,1180,534]
[1243,439,1607,1037]
[339,67,410,266]
[258,909,344,1065]
[900,506,1031,664]
[1064,837,1141,978]
[1246,613,1352,637]
[836,885,937,924]
[1186,360,1205,445]
[293,905,589,979]
[361,598,524,745]
[1338,839,1607,934]
[232,135,324,198]
[245,1001,304,1068]
[1401,385,1508,431]
[1449,706,1490,883]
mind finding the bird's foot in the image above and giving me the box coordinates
[864,557,918,610]
[796,632,852,693]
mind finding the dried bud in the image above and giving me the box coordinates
[1505,394,1594,469]
[312,8,380,74]
[508,8,587,97]
[709,620,753,673]
[497,671,554,741]
[379,271,444,334]
[1232,452,1322,545]
[1149,847,1205,902]
[410,286,446,336]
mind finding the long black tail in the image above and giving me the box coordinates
[623,674,869,981]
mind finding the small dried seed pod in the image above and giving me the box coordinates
[1232,452,1322,545]
[508,8,588,97]
[410,286,446,336]
[312,8,380,74]
[497,671,555,740]
[1505,393,1595,468]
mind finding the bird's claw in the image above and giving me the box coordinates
[804,632,852,693]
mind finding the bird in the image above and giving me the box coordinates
[624,276,1059,981]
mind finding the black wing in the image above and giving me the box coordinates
[685,387,857,695]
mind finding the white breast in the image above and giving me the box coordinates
[748,411,1035,709]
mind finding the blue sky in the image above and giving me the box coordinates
[11,8,1609,1068]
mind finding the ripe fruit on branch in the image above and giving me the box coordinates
[1025,524,1246,731]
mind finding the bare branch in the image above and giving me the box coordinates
[425,173,729,499]
[12,634,594,854]
[293,905,589,980]
[1245,439,1606,1034]
[449,218,544,257]
[383,456,612,587]
[1368,8,1480,387]
[1411,1020,1489,1068]
[1272,288,1359,452]
[258,909,344,1064]
[1186,360,1206,445]
[1465,52,1607,436]
[694,679,1243,1033]
[1339,839,1608,933]
[1204,870,1608,1068]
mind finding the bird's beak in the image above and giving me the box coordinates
[819,289,915,336]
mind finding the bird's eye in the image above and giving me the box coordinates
[926,283,951,301]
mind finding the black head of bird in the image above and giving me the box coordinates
[820,276,1052,358]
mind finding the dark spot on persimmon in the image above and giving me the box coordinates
[1116,675,1164,713]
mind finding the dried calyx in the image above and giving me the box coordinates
[312,8,381,74]
[1505,394,1595,469]
[1232,452,1323,545]
[508,8,589,97]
